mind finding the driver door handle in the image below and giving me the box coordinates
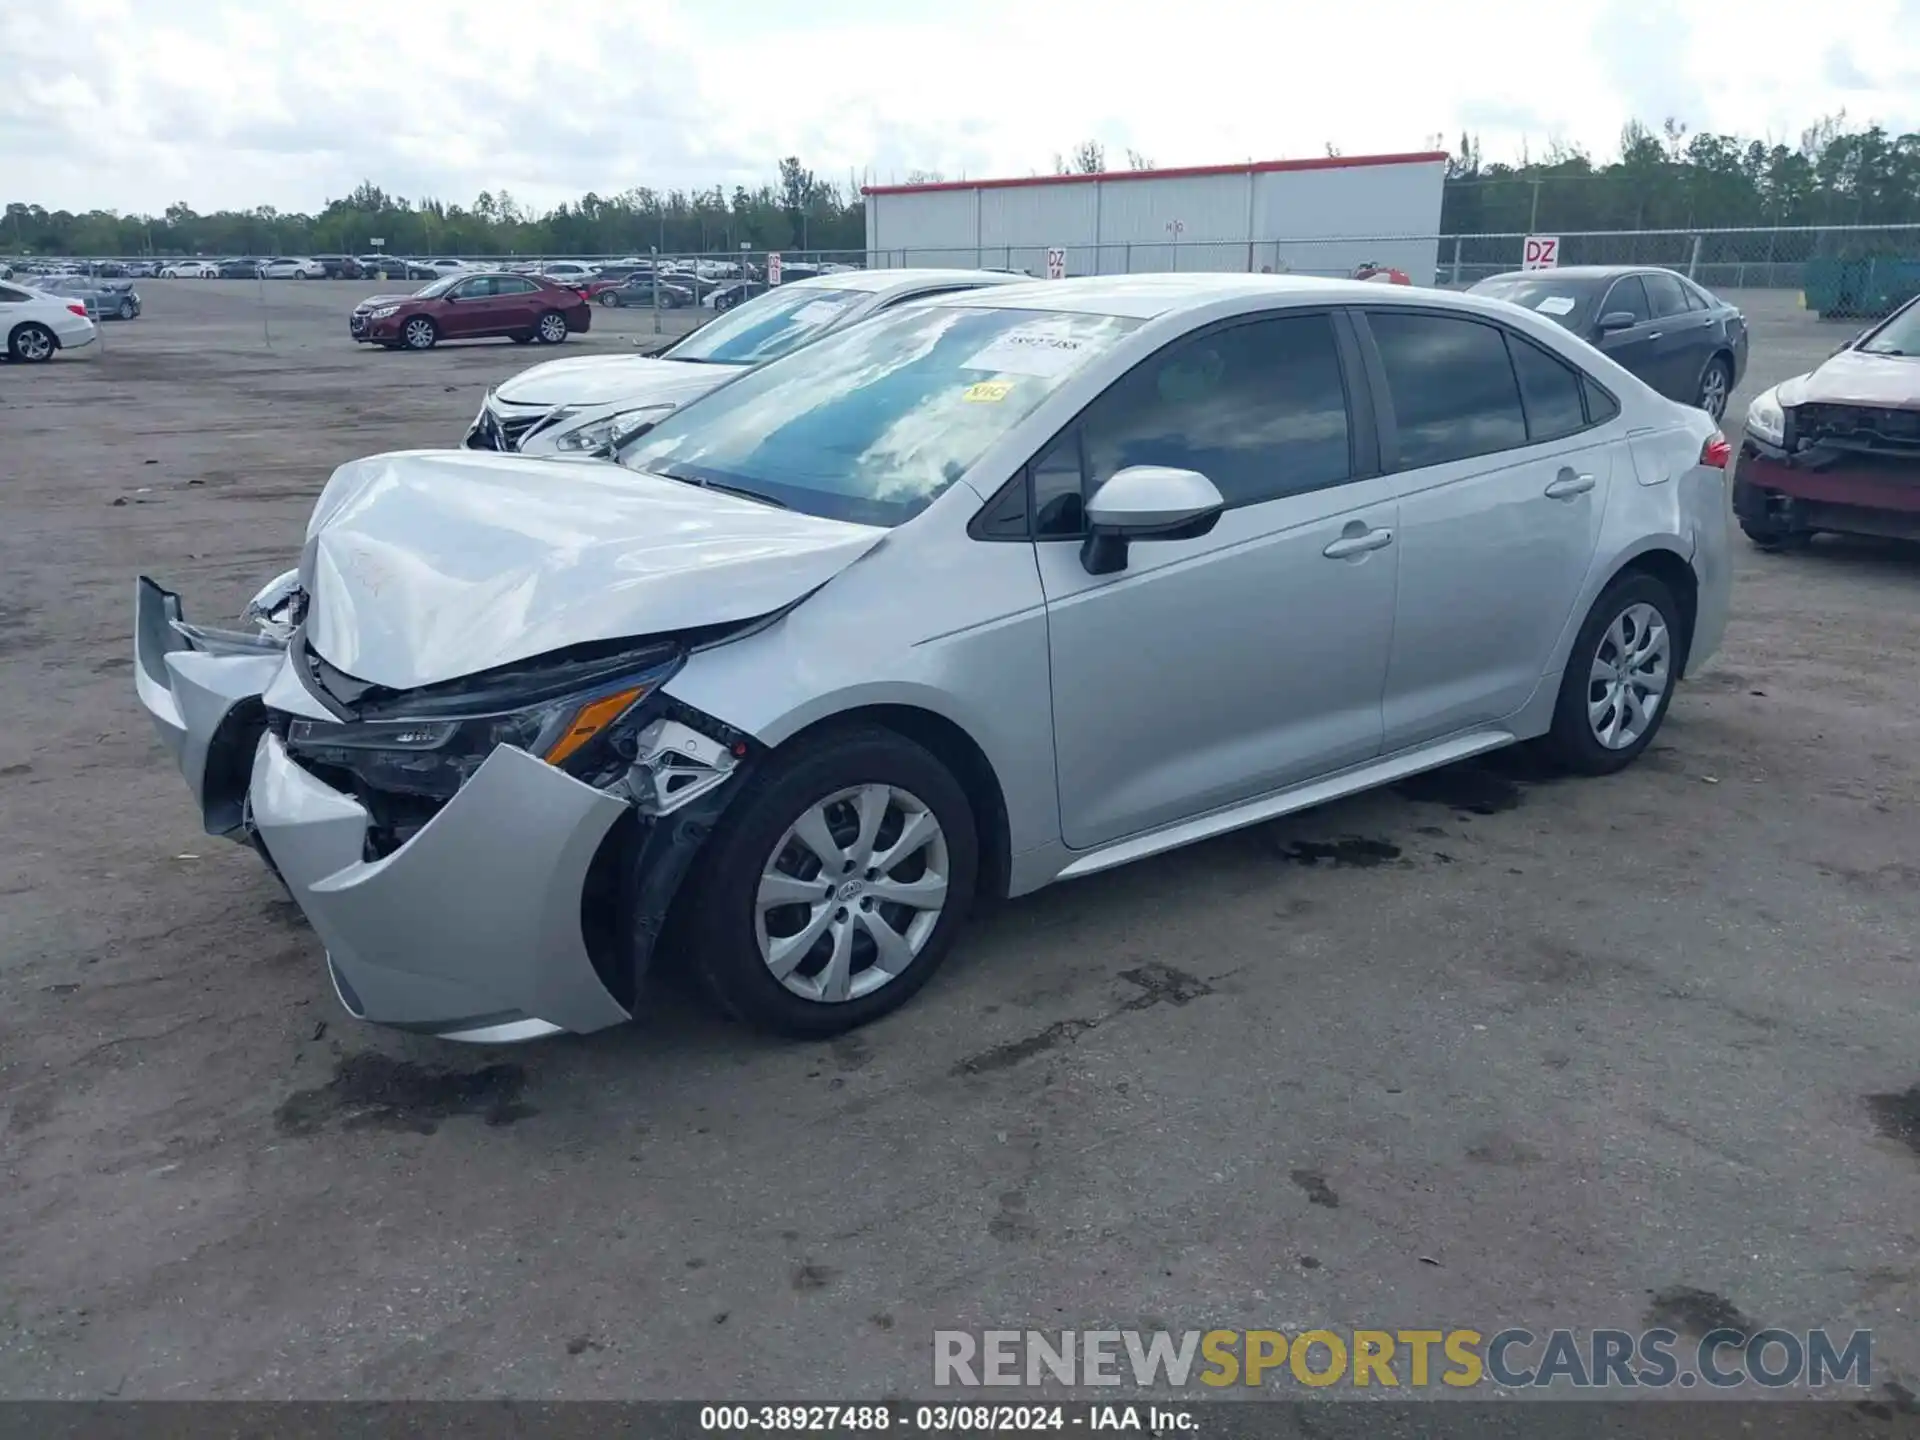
[1545,468,1596,499]
[1322,527,1394,559]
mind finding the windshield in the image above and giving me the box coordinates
[413,275,460,298]
[1858,299,1920,356]
[1471,276,1593,332]
[662,286,867,366]
[619,303,1141,526]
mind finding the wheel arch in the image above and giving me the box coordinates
[772,702,1014,903]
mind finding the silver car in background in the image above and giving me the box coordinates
[135,275,1730,1044]
[470,269,1027,457]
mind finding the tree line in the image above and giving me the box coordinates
[7,118,1920,259]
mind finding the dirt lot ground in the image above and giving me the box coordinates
[1,279,1917,1406]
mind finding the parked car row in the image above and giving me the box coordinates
[134,267,1734,1052]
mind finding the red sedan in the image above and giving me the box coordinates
[348,272,592,350]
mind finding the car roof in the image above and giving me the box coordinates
[785,267,1028,295]
[1476,265,1689,284]
[936,271,1509,319]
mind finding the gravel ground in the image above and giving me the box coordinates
[0,279,1916,1408]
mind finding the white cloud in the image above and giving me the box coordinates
[3,0,1918,214]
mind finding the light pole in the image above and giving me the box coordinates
[1166,219,1185,271]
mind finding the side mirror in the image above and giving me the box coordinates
[1596,311,1637,334]
[1080,466,1225,576]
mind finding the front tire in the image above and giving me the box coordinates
[9,323,56,363]
[683,727,979,1037]
[401,316,438,350]
[118,298,136,320]
[1538,573,1682,775]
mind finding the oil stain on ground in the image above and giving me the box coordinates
[1395,759,1530,816]
[1866,1085,1920,1157]
[1644,1285,1753,1336]
[1290,1169,1340,1208]
[274,1052,534,1136]
[952,964,1215,1076]
[1275,837,1402,867]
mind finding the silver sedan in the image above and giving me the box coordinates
[135,274,1731,1043]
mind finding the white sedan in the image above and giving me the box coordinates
[417,259,471,278]
[259,257,326,279]
[1,280,100,361]
[161,260,219,279]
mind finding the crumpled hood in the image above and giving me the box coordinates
[1781,349,1920,410]
[299,449,885,691]
[493,353,744,409]
[352,293,416,311]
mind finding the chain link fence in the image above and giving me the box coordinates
[23,224,1920,325]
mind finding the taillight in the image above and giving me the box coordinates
[66,302,87,318]
[1701,431,1731,469]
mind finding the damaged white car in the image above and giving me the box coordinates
[136,275,1730,1043]
[468,268,1025,458]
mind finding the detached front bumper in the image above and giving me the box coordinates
[135,577,737,1043]
[134,577,285,837]
[1735,441,1920,539]
[249,730,633,1041]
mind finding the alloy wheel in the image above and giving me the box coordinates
[15,326,53,361]
[1588,602,1670,750]
[539,313,567,342]
[1698,363,1729,420]
[404,318,434,349]
[755,783,950,1004]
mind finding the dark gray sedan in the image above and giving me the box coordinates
[1470,266,1748,421]
[40,276,142,320]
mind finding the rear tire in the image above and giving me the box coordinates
[1537,572,1682,777]
[9,322,56,363]
[1696,355,1732,421]
[682,727,979,1038]
[535,309,569,344]
[599,291,621,307]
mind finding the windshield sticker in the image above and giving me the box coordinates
[961,330,1088,378]
[790,299,853,324]
[962,380,1015,403]
[1536,295,1577,315]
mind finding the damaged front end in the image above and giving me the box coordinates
[139,574,759,1040]
[254,634,758,1039]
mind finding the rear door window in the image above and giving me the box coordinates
[1601,275,1652,324]
[1506,334,1589,443]
[1642,272,1690,319]
[1366,311,1528,469]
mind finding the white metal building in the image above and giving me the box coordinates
[863,151,1449,283]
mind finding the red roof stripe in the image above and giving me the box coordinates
[862,151,1450,196]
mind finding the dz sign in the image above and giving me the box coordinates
[1521,235,1559,270]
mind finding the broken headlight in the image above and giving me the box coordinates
[284,647,684,800]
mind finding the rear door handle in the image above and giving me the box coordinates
[1322,527,1394,559]
[1544,468,1596,499]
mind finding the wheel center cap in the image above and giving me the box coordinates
[837,879,864,902]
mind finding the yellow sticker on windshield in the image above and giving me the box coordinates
[963,380,1014,403]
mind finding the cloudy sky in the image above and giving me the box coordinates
[5,0,1918,215]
